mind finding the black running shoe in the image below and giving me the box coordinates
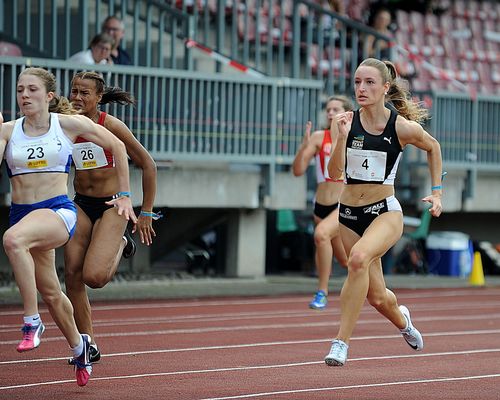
[68,343,101,364]
[122,228,137,259]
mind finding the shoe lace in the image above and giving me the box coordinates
[73,358,91,369]
[332,340,347,355]
[21,325,35,340]
[314,291,325,301]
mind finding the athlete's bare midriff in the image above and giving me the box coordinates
[73,168,120,198]
[10,173,69,204]
[339,183,394,206]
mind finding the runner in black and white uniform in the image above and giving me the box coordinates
[323,58,444,367]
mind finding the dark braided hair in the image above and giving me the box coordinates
[71,71,135,106]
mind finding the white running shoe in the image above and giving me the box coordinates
[399,305,424,351]
[324,339,349,366]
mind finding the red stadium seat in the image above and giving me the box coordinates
[0,41,22,56]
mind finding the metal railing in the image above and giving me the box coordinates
[430,92,500,170]
[0,0,194,69]
[1,0,393,96]
[0,55,323,166]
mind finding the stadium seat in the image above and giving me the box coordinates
[0,41,22,57]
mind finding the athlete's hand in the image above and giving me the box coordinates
[132,214,156,246]
[336,111,353,138]
[302,121,312,145]
[422,194,442,217]
[106,196,138,223]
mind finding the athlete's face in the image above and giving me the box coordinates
[353,66,389,106]
[16,74,53,116]
[70,78,101,116]
[325,100,346,122]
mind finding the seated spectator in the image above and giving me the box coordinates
[363,7,393,59]
[101,16,132,65]
[68,33,114,65]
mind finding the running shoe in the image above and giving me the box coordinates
[309,290,328,310]
[74,334,93,387]
[122,228,137,259]
[68,343,101,365]
[16,323,45,352]
[399,305,424,351]
[324,339,349,366]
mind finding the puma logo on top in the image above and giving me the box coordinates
[383,136,392,144]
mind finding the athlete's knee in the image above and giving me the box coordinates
[84,275,108,289]
[39,287,64,307]
[3,231,25,255]
[367,291,386,309]
[83,270,111,289]
[368,288,395,310]
[348,249,371,273]
[314,225,331,246]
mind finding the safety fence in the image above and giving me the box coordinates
[0,56,323,166]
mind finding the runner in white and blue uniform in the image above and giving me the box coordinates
[0,67,136,387]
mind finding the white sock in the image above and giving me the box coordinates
[23,314,41,326]
[71,335,84,357]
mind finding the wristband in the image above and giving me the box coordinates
[431,185,442,191]
[113,191,131,199]
[140,210,163,220]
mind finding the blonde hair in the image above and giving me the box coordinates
[19,67,77,115]
[326,95,354,112]
[359,58,429,124]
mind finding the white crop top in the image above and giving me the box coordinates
[5,113,73,177]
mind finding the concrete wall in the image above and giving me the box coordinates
[0,162,308,278]
[0,162,499,279]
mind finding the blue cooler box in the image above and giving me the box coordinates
[426,231,473,277]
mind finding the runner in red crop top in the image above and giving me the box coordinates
[65,71,158,363]
[292,95,353,310]
[74,111,114,168]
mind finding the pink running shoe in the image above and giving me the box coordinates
[74,334,93,387]
[16,323,45,352]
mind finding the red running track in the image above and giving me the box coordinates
[1,287,500,399]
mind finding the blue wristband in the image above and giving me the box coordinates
[431,185,442,191]
[114,191,131,199]
[140,210,163,220]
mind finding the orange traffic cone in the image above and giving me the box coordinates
[469,251,485,286]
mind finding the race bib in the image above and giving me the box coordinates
[346,147,387,181]
[12,138,60,169]
[72,142,109,170]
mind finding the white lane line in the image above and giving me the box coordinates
[2,329,500,365]
[2,348,500,391]
[3,301,500,332]
[1,288,499,316]
[198,373,500,400]
[2,309,500,345]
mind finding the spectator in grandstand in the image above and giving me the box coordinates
[324,58,443,366]
[327,0,369,22]
[0,67,135,386]
[68,33,114,65]
[364,7,393,59]
[101,15,132,65]
[65,71,157,363]
[292,95,353,310]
